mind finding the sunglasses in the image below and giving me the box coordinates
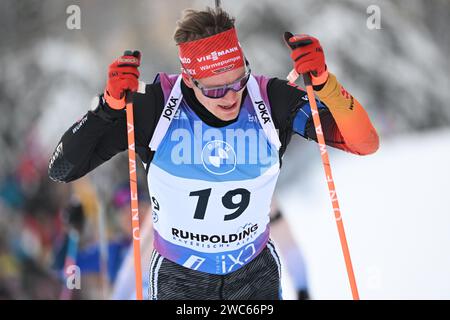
[181,59,251,99]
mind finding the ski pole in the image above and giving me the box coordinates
[124,50,144,300]
[284,34,360,300]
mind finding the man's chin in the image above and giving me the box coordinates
[215,101,240,121]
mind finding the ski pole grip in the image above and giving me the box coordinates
[283,32,313,50]
[122,50,141,104]
[302,72,312,87]
[124,92,132,104]
[123,50,141,58]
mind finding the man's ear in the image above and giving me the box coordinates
[183,77,194,89]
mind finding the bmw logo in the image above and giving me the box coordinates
[201,140,236,175]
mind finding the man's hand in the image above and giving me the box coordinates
[284,32,328,86]
[104,50,141,110]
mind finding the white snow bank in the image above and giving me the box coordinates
[279,128,450,299]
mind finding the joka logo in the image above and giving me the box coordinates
[254,100,271,124]
[201,140,236,175]
[162,96,179,121]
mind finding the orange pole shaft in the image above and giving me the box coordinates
[126,99,144,300]
[301,73,360,300]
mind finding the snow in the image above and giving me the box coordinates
[278,128,450,299]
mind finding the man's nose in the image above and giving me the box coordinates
[222,89,238,102]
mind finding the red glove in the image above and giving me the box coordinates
[284,32,328,86]
[104,50,141,110]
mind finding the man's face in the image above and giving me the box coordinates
[185,67,246,121]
